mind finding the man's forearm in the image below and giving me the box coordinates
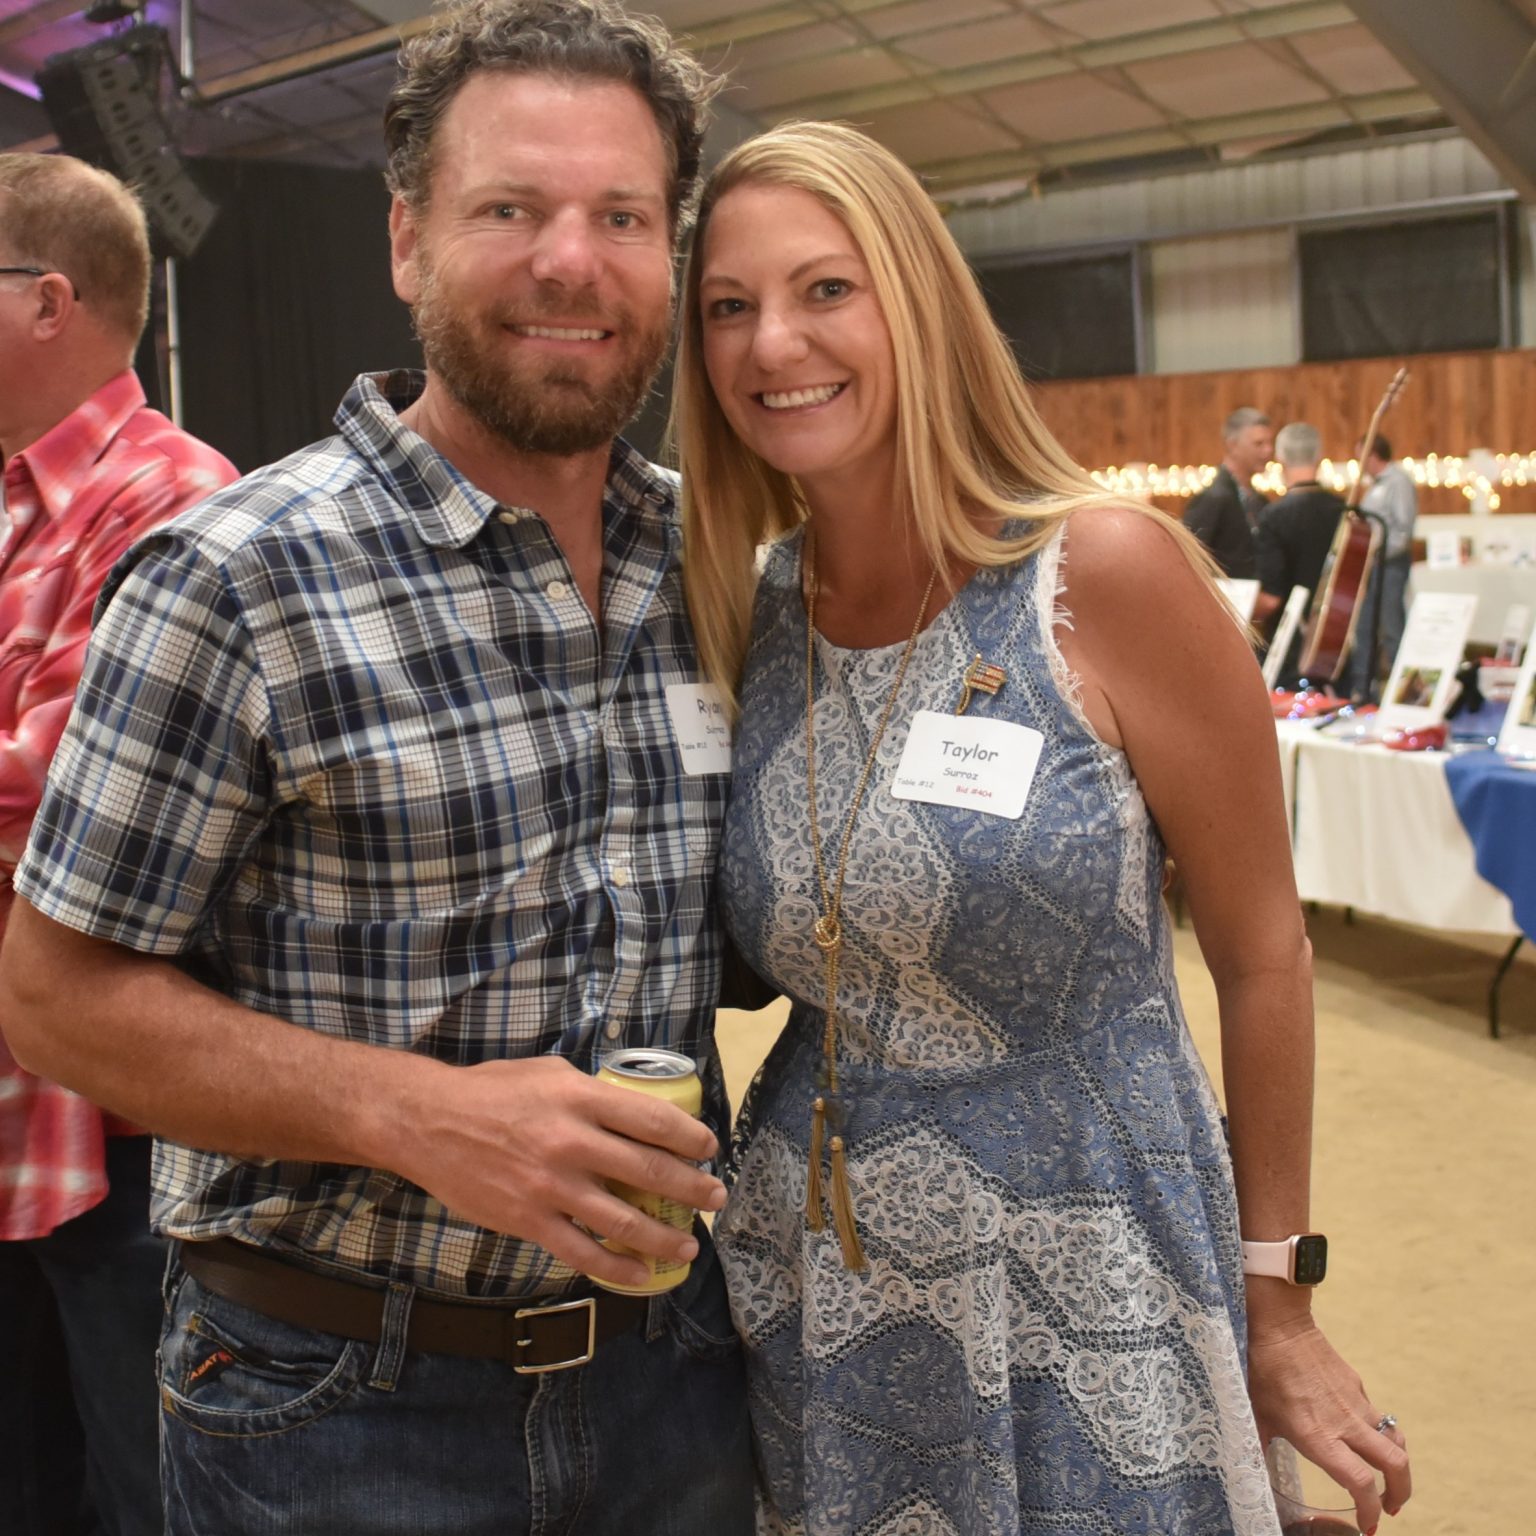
[0,896,425,1173]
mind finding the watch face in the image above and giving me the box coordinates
[1294,1234,1328,1285]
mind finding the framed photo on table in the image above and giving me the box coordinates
[1426,530,1466,569]
[1495,604,1530,667]
[1497,616,1536,758]
[1378,591,1478,731]
[1262,585,1310,690]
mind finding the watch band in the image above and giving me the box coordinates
[1240,1238,1297,1280]
[1241,1233,1327,1286]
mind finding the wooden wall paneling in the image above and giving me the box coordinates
[1030,349,1536,515]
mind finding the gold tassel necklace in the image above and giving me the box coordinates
[803,533,938,1271]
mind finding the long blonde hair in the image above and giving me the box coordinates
[673,121,1214,709]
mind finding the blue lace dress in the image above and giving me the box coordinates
[715,527,1280,1536]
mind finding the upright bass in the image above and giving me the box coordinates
[1296,366,1409,687]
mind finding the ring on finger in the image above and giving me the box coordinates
[1375,1413,1398,1434]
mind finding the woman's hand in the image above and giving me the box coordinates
[1247,1310,1411,1535]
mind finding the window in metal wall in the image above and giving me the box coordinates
[1299,209,1511,362]
[976,248,1142,381]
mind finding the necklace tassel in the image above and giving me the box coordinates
[806,1096,827,1232]
[828,1136,866,1270]
[801,537,932,1272]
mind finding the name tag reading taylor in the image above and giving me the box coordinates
[666,683,732,774]
[891,710,1041,818]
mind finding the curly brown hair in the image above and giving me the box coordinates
[384,0,720,239]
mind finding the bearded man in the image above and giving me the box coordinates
[0,4,752,1533]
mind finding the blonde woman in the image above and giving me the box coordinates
[675,122,1410,1536]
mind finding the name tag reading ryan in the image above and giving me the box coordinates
[891,710,1042,819]
[665,683,732,774]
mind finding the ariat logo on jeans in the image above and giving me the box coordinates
[185,1347,234,1389]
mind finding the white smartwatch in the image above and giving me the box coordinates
[1240,1233,1328,1286]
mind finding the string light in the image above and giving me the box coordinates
[1091,453,1536,514]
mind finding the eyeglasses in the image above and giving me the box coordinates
[0,265,80,299]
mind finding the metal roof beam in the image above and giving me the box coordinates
[4,8,434,155]
[702,0,1353,114]
[1345,0,1536,202]
[199,17,435,103]
[919,87,1437,192]
[0,0,81,51]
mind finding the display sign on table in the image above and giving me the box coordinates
[1426,530,1466,569]
[1494,604,1530,666]
[1377,591,1478,731]
[1496,616,1536,759]
[1262,585,1310,690]
[1217,578,1260,624]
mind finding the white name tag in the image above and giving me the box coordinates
[665,683,732,774]
[891,710,1042,818]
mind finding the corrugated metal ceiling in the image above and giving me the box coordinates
[0,0,1454,205]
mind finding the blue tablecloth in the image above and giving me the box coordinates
[1445,750,1536,940]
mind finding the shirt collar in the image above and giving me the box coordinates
[335,370,678,549]
[7,370,146,520]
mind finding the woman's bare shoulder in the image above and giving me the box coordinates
[1057,503,1215,629]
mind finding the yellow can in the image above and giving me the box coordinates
[593,1048,702,1295]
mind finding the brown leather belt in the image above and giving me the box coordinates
[179,1238,649,1374]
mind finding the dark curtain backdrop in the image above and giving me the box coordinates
[127,156,688,471]
[136,157,420,474]
[1300,211,1505,362]
[133,303,167,417]
[979,251,1139,381]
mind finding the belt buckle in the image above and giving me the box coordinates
[511,1295,597,1375]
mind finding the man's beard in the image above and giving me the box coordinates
[412,269,671,457]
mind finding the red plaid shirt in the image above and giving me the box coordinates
[0,370,237,1240]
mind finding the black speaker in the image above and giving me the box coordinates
[36,25,217,260]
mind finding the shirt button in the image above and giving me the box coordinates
[546,580,569,600]
[611,863,631,888]
[496,511,520,525]
[604,1019,623,1040]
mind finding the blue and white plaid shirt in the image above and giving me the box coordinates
[15,371,728,1298]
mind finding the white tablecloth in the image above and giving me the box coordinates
[1288,732,1516,936]
[1407,563,1536,646]
[1274,720,1312,835]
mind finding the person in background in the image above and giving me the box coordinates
[1253,421,1347,687]
[0,4,751,1533]
[675,119,1409,1536]
[1184,405,1274,578]
[1347,433,1419,698]
[0,152,237,1536]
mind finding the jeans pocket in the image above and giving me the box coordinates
[662,1231,742,1364]
[160,1273,370,1438]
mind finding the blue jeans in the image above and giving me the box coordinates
[0,1134,166,1536]
[1347,553,1411,699]
[158,1227,753,1535]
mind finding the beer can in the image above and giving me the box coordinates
[593,1048,702,1295]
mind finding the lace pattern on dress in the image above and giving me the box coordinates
[717,531,1276,1536]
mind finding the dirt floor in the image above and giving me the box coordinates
[714,904,1536,1536]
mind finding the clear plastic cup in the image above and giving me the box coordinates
[1266,1438,1365,1536]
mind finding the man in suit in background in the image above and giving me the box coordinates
[1184,405,1274,578]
